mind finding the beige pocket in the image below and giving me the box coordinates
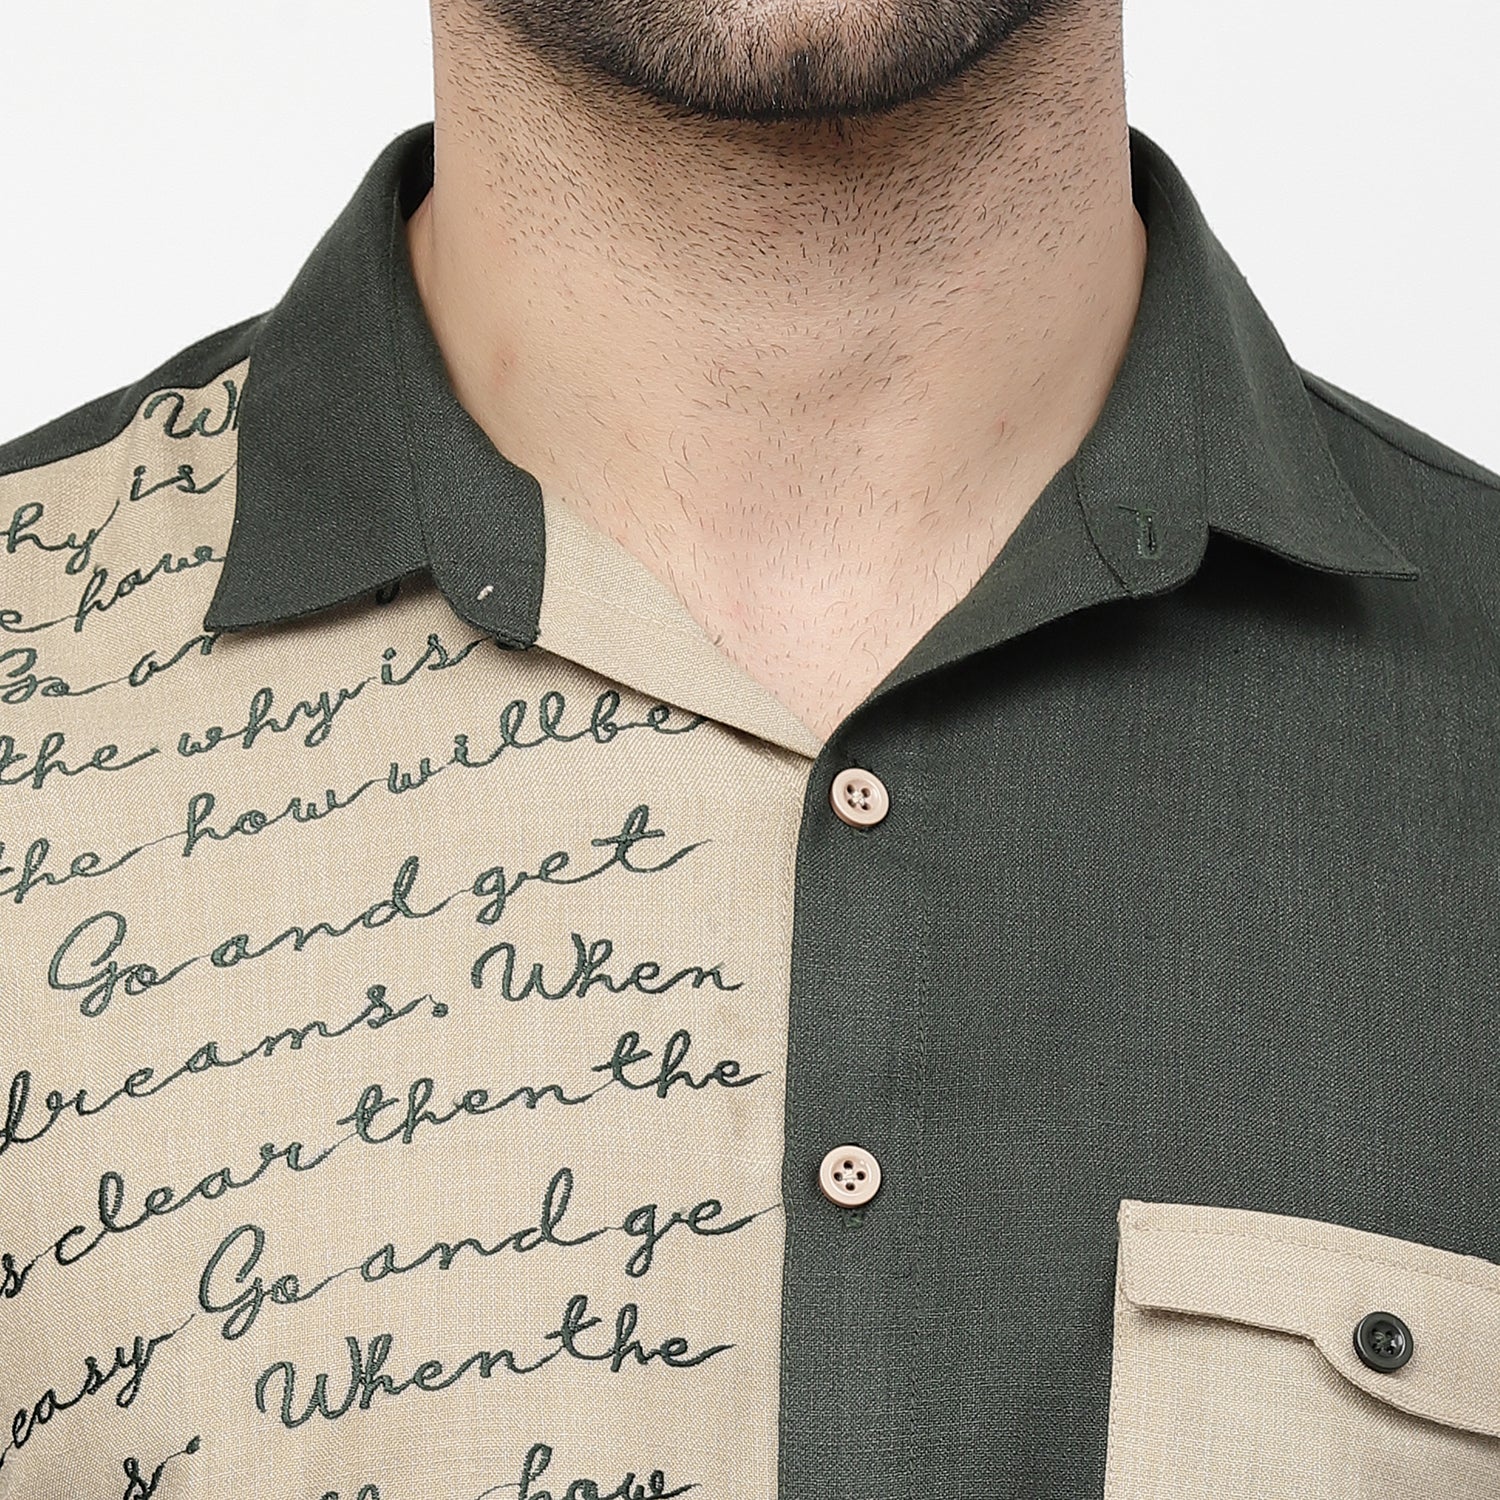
[1103,1199,1500,1499]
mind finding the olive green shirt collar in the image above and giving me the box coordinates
[203,120,1419,662]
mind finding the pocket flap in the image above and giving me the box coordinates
[1117,1198,1500,1438]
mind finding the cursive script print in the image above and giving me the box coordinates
[469,932,741,1003]
[318,1444,696,1500]
[0,461,230,584]
[140,380,240,440]
[0,545,223,635]
[2,1027,764,1304]
[254,1301,734,1430]
[0,355,804,1499]
[0,629,222,704]
[507,1442,697,1500]
[0,985,447,1157]
[46,804,706,1017]
[118,1435,202,1500]
[197,1166,771,1340]
[0,728,157,791]
[0,1315,192,1470]
[322,1446,696,1500]
[0,683,709,915]
[174,664,702,760]
[2,1139,342,1304]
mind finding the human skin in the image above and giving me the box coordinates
[465,0,1076,121]
[408,0,1144,738]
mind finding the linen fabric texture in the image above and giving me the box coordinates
[1,119,1498,1499]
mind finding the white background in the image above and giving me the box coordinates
[1,1,1495,469]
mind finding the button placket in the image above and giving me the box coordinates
[782,729,932,1497]
[821,765,890,1212]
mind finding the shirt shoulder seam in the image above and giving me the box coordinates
[1299,368,1500,497]
[0,312,265,479]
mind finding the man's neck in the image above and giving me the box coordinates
[408,0,1145,736]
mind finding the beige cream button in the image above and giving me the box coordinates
[830,767,889,827]
[817,1144,882,1207]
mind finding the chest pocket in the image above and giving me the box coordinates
[1103,1199,1500,1499]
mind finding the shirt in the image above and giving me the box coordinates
[3,117,1500,1500]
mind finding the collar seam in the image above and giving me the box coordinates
[385,196,439,606]
[1142,157,1415,578]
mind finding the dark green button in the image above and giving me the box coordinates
[1353,1310,1413,1372]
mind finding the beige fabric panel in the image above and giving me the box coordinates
[1104,1198,1500,1497]
[0,364,812,1499]
[538,490,824,760]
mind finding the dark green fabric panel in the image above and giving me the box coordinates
[202,121,547,648]
[202,124,435,636]
[385,131,547,650]
[779,518,1500,1497]
[774,120,1499,1500]
[1302,367,1500,494]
